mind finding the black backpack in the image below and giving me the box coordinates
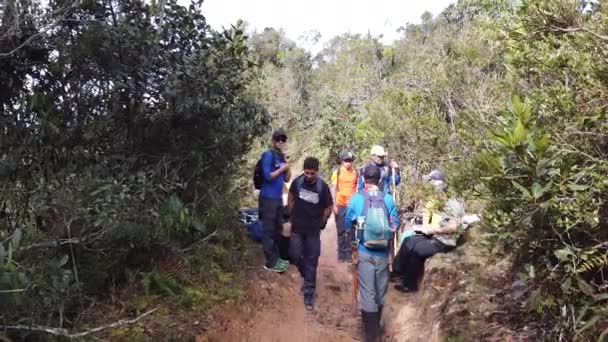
[253,151,276,190]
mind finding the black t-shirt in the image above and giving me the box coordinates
[289,175,333,234]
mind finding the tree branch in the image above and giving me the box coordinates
[1,307,158,338]
[0,0,81,57]
[548,25,608,42]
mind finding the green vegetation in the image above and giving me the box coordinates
[0,0,606,340]
[252,0,607,339]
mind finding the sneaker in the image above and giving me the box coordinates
[278,258,290,266]
[264,261,289,273]
[304,295,313,310]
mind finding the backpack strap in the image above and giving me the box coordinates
[295,174,305,192]
[296,175,323,194]
[362,190,389,219]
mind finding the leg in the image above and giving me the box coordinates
[259,197,281,268]
[373,255,389,309]
[289,232,305,279]
[373,255,389,332]
[358,253,380,342]
[400,236,442,290]
[335,206,348,261]
[302,232,321,308]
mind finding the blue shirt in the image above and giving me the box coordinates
[259,149,286,200]
[357,163,401,194]
[344,187,400,257]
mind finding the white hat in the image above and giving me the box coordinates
[370,145,386,156]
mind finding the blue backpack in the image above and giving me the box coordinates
[361,190,391,250]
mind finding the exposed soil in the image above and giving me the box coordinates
[196,216,440,342]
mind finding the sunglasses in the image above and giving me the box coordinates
[342,159,354,163]
[275,136,287,143]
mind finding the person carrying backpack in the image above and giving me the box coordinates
[344,164,399,342]
[330,150,359,262]
[357,145,400,195]
[256,128,291,273]
[287,157,333,310]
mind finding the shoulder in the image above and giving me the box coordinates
[322,178,332,188]
[350,192,364,202]
[290,175,304,189]
[383,194,395,206]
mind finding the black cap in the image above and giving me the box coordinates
[363,164,381,181]
[272,128,287,140]
[340,150,355,160]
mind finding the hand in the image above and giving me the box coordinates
[332,205,338,215]
[279,162,289,172]
[390,160,399,169]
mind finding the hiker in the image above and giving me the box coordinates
[287,157,333,310]
[345,164,399,342]
[357,145,401,195]
[392,169,471,293]
[330,150,359,262]
[258,128,291,273]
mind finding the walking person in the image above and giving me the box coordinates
[345,164,400,341]
[358,145,401,195]
[330,150,359,262]
[258,128,291,273]
[288,157,333,310]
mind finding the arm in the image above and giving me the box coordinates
[263,152,287,181]
[385,195,400,231]
[392,168,401,186]
[357,170,364,192]
[287,181,297,215]
[322,183,334,227]
[430,218,459,235]
[330,170,337,199]
[284,163,292,182]
[343,195,360,232]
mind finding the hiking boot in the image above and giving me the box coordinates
[361,310,380,342]
[304,294,314,310]
[264,261,288,273]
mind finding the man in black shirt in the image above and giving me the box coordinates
[288,157,333,310]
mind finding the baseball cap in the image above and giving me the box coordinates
[272,128,287,140]
[340,150,355,160]
[370,145,386,156]
[363,164,381,181]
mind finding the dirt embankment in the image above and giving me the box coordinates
[197,193,531,342]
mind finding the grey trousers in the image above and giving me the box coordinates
[358,252,389,313]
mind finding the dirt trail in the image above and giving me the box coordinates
[199,215,440,342]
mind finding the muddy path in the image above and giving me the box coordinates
[198,215,439,342]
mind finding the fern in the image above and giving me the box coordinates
[577,250,608,274]
[140,271,184,297]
